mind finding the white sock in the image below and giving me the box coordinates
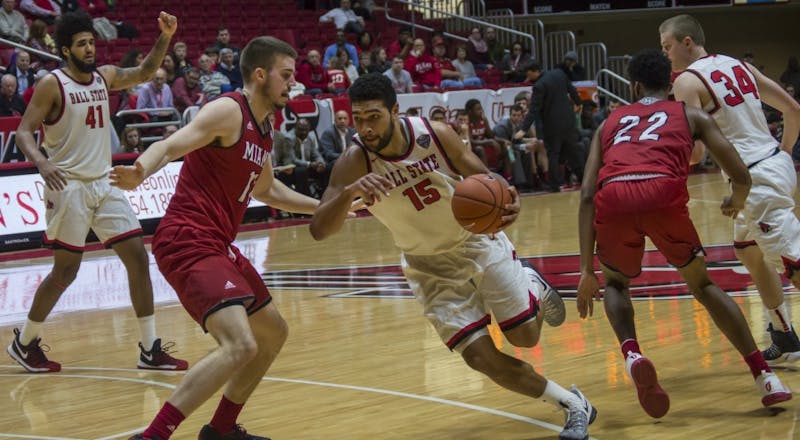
[541,379,579,411]
[137,315,157,349]
[19,320,43,346]
[768,302,793,333]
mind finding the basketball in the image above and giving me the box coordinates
[451,173,511,234]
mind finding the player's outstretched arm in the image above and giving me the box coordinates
[251,163,320,215]
[110,97,237,190]
[747,62,800,153]
[577,121,604,319]
[310,145,393,241]
[688,106,751,218]
[98,11,177,91]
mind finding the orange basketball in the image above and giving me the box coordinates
[451,173,511,234]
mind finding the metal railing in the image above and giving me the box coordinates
[0,36,61,63]
[577,42,607,81]
[595,68,631,105]
[544,31,575,73]
[116,107,182,143]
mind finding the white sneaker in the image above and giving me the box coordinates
[559,385,597,440]
[755,370,792,407]
[521,261,565,327]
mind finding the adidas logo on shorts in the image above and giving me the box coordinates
[224,281,236,290]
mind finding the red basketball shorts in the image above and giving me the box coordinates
[152,225,272,331]
[594,176,704,278]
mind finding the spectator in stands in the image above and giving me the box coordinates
[405,38,440,91]
[287,118,328,197]
[21,68,46,104]
[273,118,299,192]
[323,29,359,69]
[20,0,59,25]
[120,48,145,96]
[297,49,331,96]
[559,51,587,81]
[357,31,374,55]
[9,50,34,95]
[514,91,530,112]
[357,51,371,76]
[0,0,27,43]
[499,41,530,83]
[204,46,219,68]
[319,0,365,37]
[430,108,446,123]
[209,26,240,59]
[319,109,354,168]
[451,109,473,154]
[451,45,482,87]
[516,61,584,192]
[484,27,505,67]
[136,67,174,121]
[466,98,510,179]
[338,46,359,84]
[386,25,412,60]
[405,107,419,116]
[383,54,412,94]
[786,84,798,103]
[0,73,25,116]
[432,37,480,89]
[161,52,177,85]
[172,41,192,77]
[592,97,621,130]
[370,47,390,73]
[172,66,205,114]
[216,48,242,90]
[495,103,547,189]
[781,57,800,93]
[326,53,351,95]
[162,124,178,139]
[120,126,144,153]
[466,27,491,69]
[197,53,229,100]
[27,19,55,57]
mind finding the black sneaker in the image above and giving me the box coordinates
[138,338,189,371]
[762,324,800,366]
[7,328,61,373]
[199,424,271,440]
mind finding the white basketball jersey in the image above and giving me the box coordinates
[360,117,470,255]
[44,69,112,179]
[684,54,777,165]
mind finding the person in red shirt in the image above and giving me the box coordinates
[577,49,791,420]
[403,38,440,92]
[386,25,412,60]
[296,49,330,96]
[326,54,351,95]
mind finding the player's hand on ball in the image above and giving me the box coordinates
[577,272,601,319]
[497,185,520,230]
[346,173,394,205]
[109,161,146,190]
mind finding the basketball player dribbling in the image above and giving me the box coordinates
[6,11,187,374]
[577,49,791,420]
[661,14,800,365]
[111,37,320,440]
[310,73,595,440]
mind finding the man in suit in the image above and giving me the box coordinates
[515,61,584,193]
[320,110,355,168]
[9,50,34,96]
[288,118,328,197]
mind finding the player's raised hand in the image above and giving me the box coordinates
[346,173,394,205]
[577,271,601,319]
[109,161,146,190]
[157,12,177,37]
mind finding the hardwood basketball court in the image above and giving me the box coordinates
[1,173,798,439]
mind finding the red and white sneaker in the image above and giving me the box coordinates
[137,338,188,371]
[755,370,792,407]
[626,352,669,418]
[7,328,61,373]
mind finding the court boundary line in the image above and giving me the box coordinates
[0,366,598,440]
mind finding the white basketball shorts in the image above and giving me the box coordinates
[401,232,540,353]
[43,177,142,251]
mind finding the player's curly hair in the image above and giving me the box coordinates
[55,11,94,59]
[348,73,396,110]
[627,49,672,91]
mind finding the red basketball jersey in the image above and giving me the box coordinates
[158,92,272,243]
[469,118,489,140]
[598,99,693,184]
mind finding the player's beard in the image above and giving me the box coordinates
[70,52,96,73]
[372,118,395,153]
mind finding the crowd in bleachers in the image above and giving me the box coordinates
[0,0,799,219]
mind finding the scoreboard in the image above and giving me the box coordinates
[529,0,733,13]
